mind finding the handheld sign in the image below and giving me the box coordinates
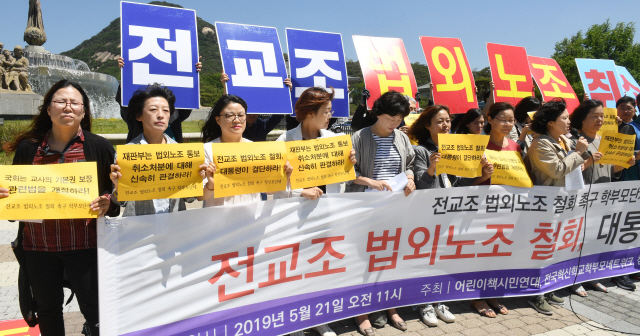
[528,56,579,113]
[597,131,635,168]
[116,143,204,201]
[216,22,292,114]
[485,150,532,188]
[211,141,287,198]
[575,59,623,108]
[121,2,200,108]
[353,35,418,110]
[487,43,534,105]
[617,65,640,114]
[286,28,349,118]
[286,135,355,189]
[437,134,489,178]
[420,36,478,114]
[597,107,619,137]
[0,162,99,220]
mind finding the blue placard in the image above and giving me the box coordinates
[286,29,349,118]
[215,22,292,115]
[575,59,623,108]
[120,2,200,109]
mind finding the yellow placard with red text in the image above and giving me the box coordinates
[597,131,635,168]
[436,134,489,178]
[420,36,478,114]
[528,56,579,114]
[597,107,619,137]
[485,150,533,188]
[287,135,355,189]
[212,141,287,198]
[117,143,204,201]
[487,43,534,105]
[0,162,99,220]
[353,35,418,110]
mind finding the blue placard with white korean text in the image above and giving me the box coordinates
[575,59,624,108]
[286,29,349,118]
[121,2,200,108]
[216,22,292,115]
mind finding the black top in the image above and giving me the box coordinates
[243,115,285,142]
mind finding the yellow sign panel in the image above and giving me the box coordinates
[117,143,204,201]
[0,162,99,220]
[212,141,287,198]
[597,107,619,137]
[597,131,635,168]
[404,114,420,127]
[286,135,356,189]
[436,134,489,178]
[485,150,533,188]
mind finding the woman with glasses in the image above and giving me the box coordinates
[477,102,521,186]
[1,80,119,336]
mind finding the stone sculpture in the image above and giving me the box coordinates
[1,46,31,92]
[24,0,47,46]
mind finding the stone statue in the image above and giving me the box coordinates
[3,46,32,92]
[0,43,5,89]
[24,0,47,46]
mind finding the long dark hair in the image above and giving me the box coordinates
[484,102,514,134]
[4,79,92,152]
[455,108,483,134]
[202,94,248,142]
[514,96,541,123]
[409,105,450,145]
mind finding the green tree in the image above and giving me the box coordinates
[473,66,491,102]
[552,20,640,100]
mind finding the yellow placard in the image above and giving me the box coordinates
[436,133,489,178]
[597,131,635,168]
[404,114,420,127]
[527,111,536,121]
[0,162,99,220]
[287,135,356,189]
[212,141,287,198]
[485,150,533,188]
[117,143,204,201]
[597,107,618,137]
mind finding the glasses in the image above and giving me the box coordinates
[495,118,515,124]
[52,100,84,111]
[221,113,246,122]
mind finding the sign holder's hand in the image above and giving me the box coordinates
[349,149,357,165]
[404,177,415,197]
[369,180,392,191]
[0,188,9,199]
[110,163,122,196]
[427,152,441,177]
[301,187,323,200]
[90,195,111,217]
[284,161,293,178]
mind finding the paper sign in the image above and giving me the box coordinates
[597,131,635,168]
[575,59,623,108]
[216,22,292,114]
[487,43,534,105]
[565,167,585,191]
[353,35,418,110]
[0,319,40,336]
[528,56,579,113]
[616,65,640,113]
[420,36,478,114]
[485,150,532,188]
[286,28,349,118]
[286,135,355,189]
[437,134,489,178]
[117,143,204,201]
[528,111,536,120]
[212,141,287,198]
[404,114,419,127]
[365,172,408,192]
[597,107,619,137]
[120,2,200,108]
[0,162,99,220]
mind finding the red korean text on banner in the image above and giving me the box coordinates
[487,43,534,105]
[419,36,478,114]
[528,56,580,113]
[353,35,418,110]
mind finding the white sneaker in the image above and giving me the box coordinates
[314,324,336,336]
[289,331,304,336]
[420,304,438,326]
[434,303,455,323]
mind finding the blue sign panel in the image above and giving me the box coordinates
[216,22,292,115]
[575,59,623,108]
[286,29,349,118]
[120,2,200,109]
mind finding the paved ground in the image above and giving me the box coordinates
[0,214,638,335]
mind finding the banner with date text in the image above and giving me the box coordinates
[98,182,640,336]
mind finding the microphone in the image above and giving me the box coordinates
[570,128,592,156]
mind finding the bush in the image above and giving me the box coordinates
[0,120,31,154]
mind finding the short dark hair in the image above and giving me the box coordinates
[484,102,514,134]
[202,94,248,142]
[569,99,604,132]
[454,108,483,134]
[409,105,450,145]
[530,98,567,134]
[514,96,541,123]
[371,90,410,118]
[295,87,334,122]
[127,83,176,130]
[616,96,636,108]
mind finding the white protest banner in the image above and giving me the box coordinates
[99,182,640,336]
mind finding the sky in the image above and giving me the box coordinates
[2,0,640,71]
